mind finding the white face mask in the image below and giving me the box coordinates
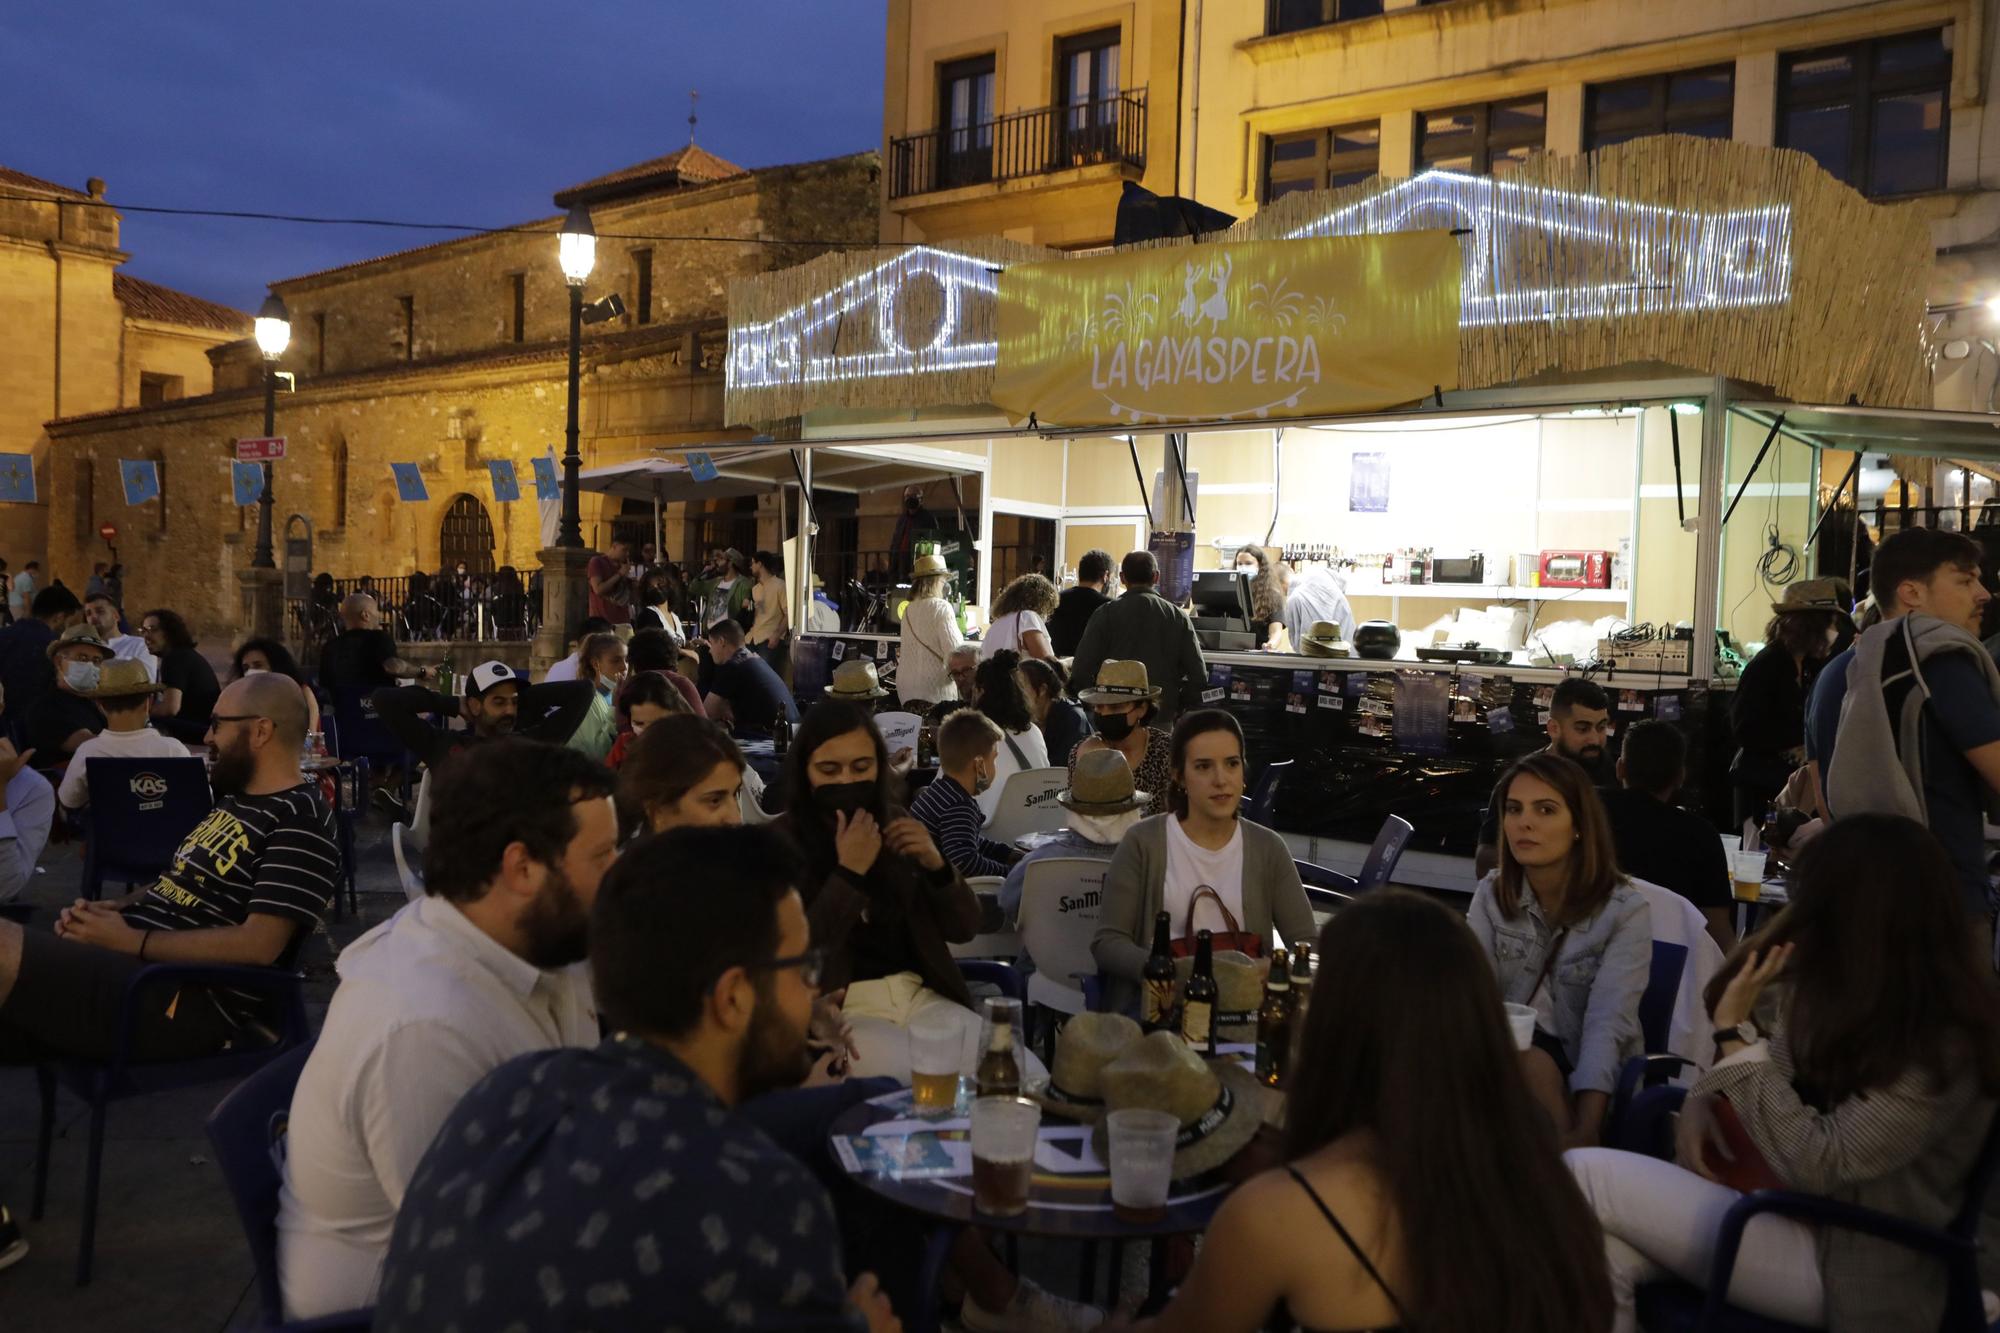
[1071,808,1143,845]
[242,667,268,676]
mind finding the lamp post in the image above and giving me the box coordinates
[250,293,291,569]
[556,205,596,549]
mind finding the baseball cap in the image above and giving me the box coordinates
[467,660,518,698]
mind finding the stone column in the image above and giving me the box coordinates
[236,567,286,643]
[531,545,594,676]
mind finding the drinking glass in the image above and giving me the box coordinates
[1106,1108,1178,1223]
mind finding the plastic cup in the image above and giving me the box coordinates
[908,1008,964,1116]
[1504,1002,1537,1051]
[1729,850,1766,903]
[1107,1108,1178,1223]
[970,1096,1041,1216]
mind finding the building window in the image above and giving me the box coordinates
[510,274,526,343]
[333,438,349,530]
[1586,66,1734,148]
[633,250,653,325]
[313,311,327,374]
[138,373,182,407]
[937,54,997,189]
[75,459,93,545]
[1780,28,1950,197]
[1266,0,1383,34]
[1264,122,1381,202]
[399,294,415,361]
[1419,96,1547,174]
[1055,27,1122,165]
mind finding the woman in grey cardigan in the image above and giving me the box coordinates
[1092,710,1316,1015]
[1567,814,2000,1333]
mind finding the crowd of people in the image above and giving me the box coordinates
[0,529,1993,1333]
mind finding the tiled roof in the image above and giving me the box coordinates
[273,214,562,288]
[0,166,92,201]
[113,274,251,333]
[554,144,748,208]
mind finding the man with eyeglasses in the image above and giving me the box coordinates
[375,824,901,1333]
[275,738,617,1322]
[0,674,336,1272]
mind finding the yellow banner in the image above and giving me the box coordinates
[992,233,1461,428]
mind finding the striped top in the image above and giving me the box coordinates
[123,783,338,1025]
[910,773,1013,879]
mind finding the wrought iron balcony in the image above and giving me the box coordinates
[888,90,1147,201]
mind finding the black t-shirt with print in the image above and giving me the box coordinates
[123,783,338,1025]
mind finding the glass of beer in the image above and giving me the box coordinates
[1106,1108,1177,1223]
[908,1009,964,1116]
[1729,850,1766,903]
[969,1095,1040,1217]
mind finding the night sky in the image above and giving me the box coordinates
[2,1,886,312]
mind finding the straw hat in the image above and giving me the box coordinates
[827,659,888,700]
[46,624,114,662]
[1299,621,1351,659]
[1057,748,1148,816]
[1030,1012,1140,1120]
[912,552,949,578]
[1770,577,1854,626]
[1173,950,1264,1042]
[79,657,163,699]
[1089,1031,1262,1178]
[1077,660,1161,706]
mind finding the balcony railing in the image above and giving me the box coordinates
[888,90,1147,200]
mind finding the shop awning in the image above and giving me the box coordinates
[1732,403,2000,458]
[634,441,988,495]
[575,457,774,504]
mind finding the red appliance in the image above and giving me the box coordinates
[1538,549,1612,589]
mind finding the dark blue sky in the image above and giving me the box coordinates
[2,1,885,312]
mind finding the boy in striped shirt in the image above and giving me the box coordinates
[910,708,1019,880]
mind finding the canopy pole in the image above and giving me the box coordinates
[1720,413,1785,529]
[1127,437,1155,531]
[1803,452,1863,563]
[1669,408,1687,529]
[1692,377,1729,679]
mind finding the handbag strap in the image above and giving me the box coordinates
[1003,731,1029,769]
[1529,927,1570,1006]
[1181,884,1244,940]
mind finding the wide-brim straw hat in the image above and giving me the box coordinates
[1029,1012,1141,1121]
[1173,950,1263,1042]
[1088,1031,1263,1179]
[1770,577,1854,626]
[1057,747,1147,815]
[46,625,114,661]
[80,656,163,698]
[1077,659,1162,706]
[912,552,949,578]
[826,659,888,700]
[1300,621,1351,659]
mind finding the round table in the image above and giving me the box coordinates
[827,1087,1231,1324]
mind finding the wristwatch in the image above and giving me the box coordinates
[1711,1020,1758,1054]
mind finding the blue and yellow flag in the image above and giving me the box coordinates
[531,454,560,500]
[0,455,36,503]
[488,458,521,503]
[232,461,265,506]
[119,459,161,506]
[391,463,428,503]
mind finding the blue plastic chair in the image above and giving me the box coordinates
[32,961,312,1285]
[1296,859,1358,917]
[1634,1096,2000,1332]
[205,1042,377,1332]
[325,689,412,792]
[79,757,213,901]
[1243,758,1294,828]
[958,958,1026,1005]
[1605,939,1692,1148]
[1355,814,1414,890]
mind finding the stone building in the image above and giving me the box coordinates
[41,148,878,642]
[0,166,247,571]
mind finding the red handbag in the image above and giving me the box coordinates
[1702,1096,1787,1195]
[1170,885,1265,959]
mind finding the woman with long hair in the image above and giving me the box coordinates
[232,636,321,738]
[1019,655,1090,773]
[971,649,1049,819]
[616,713,747,834]
[604,670,693,770]
[1233,545,1284,644]
[980,573,1057,663]
[1093,709,1314,1015]
[1114,891,1614,1333]
[1469,752,1651,1148]
[1729,581,1851,827]
[1569,814,2000,1331]
[772,701,979,1080]
[896,554,963,709]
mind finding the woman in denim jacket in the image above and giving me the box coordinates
[1469,752,1652,1147]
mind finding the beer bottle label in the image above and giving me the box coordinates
[1143,978,1175,1027]
[1182,999,1212,1047]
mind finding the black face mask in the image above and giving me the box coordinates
[812,780,877,819]
[1093,712,1135,743]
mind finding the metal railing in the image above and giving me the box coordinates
[290,573,542,663]
[887,90,1147,200]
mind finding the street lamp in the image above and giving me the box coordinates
[250,293,290,569]
[556,205,596,549]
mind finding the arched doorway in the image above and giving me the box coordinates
[439,493,495,573]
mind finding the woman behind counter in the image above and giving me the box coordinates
[1729,578,1852,830]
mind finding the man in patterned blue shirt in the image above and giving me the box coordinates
[374,825,900,1333]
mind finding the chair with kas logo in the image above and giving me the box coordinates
[81,758,214,902]
[979,767,1068,844]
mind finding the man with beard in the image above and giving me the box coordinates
[374,826,901,1333]
[371,659,595,771]
[274,740,616,1321]
[1474,676,1612,879]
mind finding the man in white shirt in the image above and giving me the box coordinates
[274,739,619,1320]
[56,658,187,810]
[81,592,155,677]
[539,615,612,683]
[1278,562,1355,645]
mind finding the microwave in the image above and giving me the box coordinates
[1429,554,1485,584]
[1538,549,1612,589]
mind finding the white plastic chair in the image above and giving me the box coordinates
[404,770,434,856]
[874,710,923,765]
[949,874,1022,960]
[1017,856,1108,1016]
[980,767,1068,845]
[391,821,425,901]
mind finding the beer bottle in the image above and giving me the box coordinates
[1289,942,1315,1024]
[1256,947,1292,1087]
[1141,911,1177,1034]
[1180,929,1218,1057]
[975,1011,1022,1097]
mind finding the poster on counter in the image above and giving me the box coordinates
[1203,663,1230,705]
[1394,671,1451,756]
